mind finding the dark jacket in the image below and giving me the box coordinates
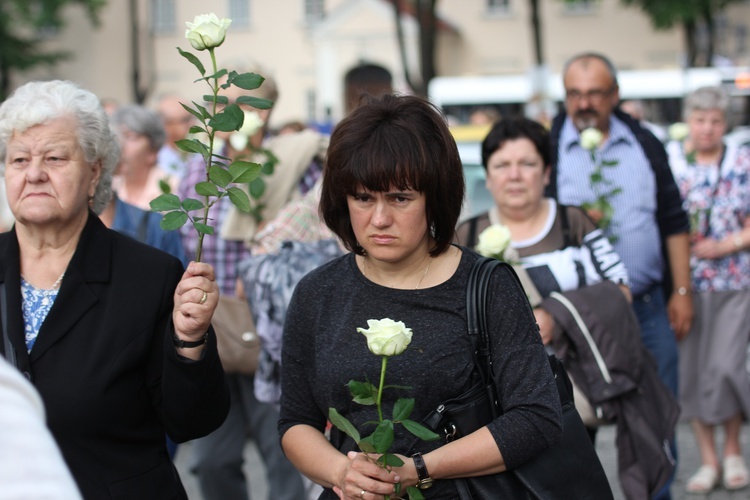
[542,281,679,500]
[546,108,690,292]
[0,213,229,499]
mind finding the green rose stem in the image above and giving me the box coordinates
[376,357,387,422]
[195,47,220,263]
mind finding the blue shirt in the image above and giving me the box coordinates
[111,196,187,267]
[557,116,663,296]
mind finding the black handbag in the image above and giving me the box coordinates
[423,257,614,500]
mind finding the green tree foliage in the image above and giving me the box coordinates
[0,0,106,99]
[618,0,745,67]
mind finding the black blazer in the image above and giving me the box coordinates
[0,213,229,499]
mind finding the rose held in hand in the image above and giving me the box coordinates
[358,318,413,356]
[580,127,603,151]
[185,13,231,51]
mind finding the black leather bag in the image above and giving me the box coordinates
[423,257,614,500]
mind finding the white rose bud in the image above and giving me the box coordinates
[668,122,689,142]
[580,127,603,151]
[185,13,232,51]
[475,224,512,259]
[357,318,413,357]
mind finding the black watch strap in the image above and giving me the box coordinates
[412,452,434,489]
[172,333,207,348]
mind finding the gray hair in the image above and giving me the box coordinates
[0,80,119,214]
[683,86,729,121]
[110,104,166,152]
[562,52,619,88]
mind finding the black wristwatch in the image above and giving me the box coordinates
[172,333,207,348]
[412,452,434,490]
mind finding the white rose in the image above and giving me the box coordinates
[357,318,413,357]
[668,122,689,142]
[475,224,512,259]
[229,111,265,151]
[580,127,603,151]
[185,13,231,51]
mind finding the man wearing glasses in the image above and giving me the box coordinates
[546,52,692,499]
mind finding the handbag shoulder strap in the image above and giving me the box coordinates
[467,257,574,407]
[467,257,502,385]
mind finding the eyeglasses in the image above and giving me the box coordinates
[565,87,614,102]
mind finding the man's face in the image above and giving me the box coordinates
[563,58,619,132]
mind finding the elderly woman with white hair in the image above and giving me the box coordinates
[666,86,750,494]
[0,80,229,498]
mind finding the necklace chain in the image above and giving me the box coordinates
[362,256,433,290]
[22,271,65,293]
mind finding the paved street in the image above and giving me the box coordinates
[174,422,750,499]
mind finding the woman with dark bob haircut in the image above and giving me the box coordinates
[278,95,561,499]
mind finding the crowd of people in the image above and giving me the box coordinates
[0,50,748,500]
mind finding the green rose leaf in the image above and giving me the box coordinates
[328,408,361,443]
[347,380,377,406]
[193,222,214,235]
[249,177,266,199]
[203,68,228,82]
[227,186,251,213]
[192,101,211,121]
[195,181,220,197]
[150,193,182,212]
[371,420,394,454]
[229,161,262,183]
[181,198,204,212]
[208,165,233,188]
[401,419,440,441]
[158,178,171,195]
[392,398,414,421]
[601,160,618,167]
[180,103,206,124]
[230,72,264,90]
[203,94,229,105]
[407,486,426,500]
[235,95,274,110]
[175,138,209,157]
[590,172,603,184]
[358,437,376,454]
[160,210,188,231]
[378,453,404,468]
[209,104,244,132]
[177,47,205,76]
[189,125,207,135]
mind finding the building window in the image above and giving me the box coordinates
[305,0,325,23]
[229,0,251,28]
[487,0,510,12]
[151,0,175,34]
[563,0,597,14]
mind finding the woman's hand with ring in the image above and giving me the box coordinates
[173,261,219,353]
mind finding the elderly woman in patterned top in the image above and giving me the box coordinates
[666,86,750,495]
[0,80,229,498]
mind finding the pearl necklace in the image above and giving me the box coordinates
[362,256,433,290]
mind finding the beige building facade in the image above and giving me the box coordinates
[15,0,750,127]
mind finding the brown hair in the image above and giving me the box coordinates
[321,94,464,256]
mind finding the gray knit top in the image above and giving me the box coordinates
[279,248,562,499]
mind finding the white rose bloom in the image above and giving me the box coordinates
[475,224,512,259]
[580,127,603,151]
[668,122,689,142]
[185,13,232,51]
[357,318,413,357]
